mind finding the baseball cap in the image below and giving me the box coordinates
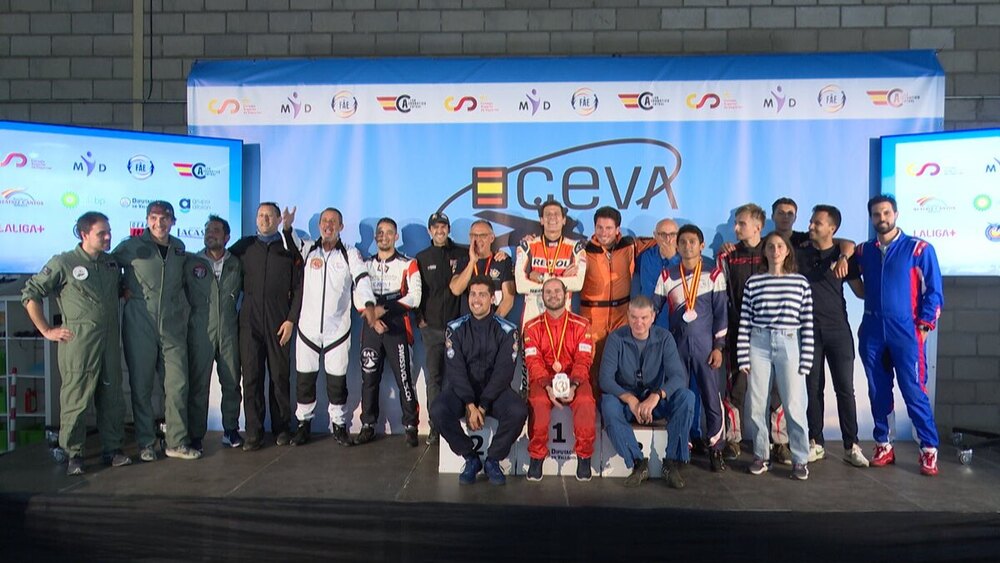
[146,200,175,218]
[428,212,450,228]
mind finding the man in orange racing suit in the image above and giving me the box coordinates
[579,206,656,395]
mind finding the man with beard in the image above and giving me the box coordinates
[229,202,303,451]
[114,201,199,462]
[854,195,943,476]
[430,276,527,486]
[354,217,422,447]
[523,278,596,482]
[184,215,244,451]
[415,212,467,445]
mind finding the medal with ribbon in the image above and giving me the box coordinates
[544,311,570,374]
[679,259,702,323]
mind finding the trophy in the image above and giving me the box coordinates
[552,372,571,400]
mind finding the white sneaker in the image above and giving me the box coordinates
[808,440,826,462]
[844,443,870,468]
[165,445,202,460]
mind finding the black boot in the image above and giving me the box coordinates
[291,421,310,446]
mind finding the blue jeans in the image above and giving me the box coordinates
[600,389,695,468]
[745,327,809,465]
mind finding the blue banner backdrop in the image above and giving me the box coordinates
[188,52,944,441]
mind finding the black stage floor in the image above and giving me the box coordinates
[2,432,999,562]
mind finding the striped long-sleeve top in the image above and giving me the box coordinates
[736,273,815,375]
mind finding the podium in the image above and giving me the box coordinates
[437,417,517,475]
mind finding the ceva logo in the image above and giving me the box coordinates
[434,138,681,248]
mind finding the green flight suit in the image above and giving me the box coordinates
[184,251,243,439]
[113,231,190,449]
[21,245,125,458]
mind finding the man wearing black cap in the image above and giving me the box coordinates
[415,212,467,445]
[113,200,200,462]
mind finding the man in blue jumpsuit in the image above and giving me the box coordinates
[854,195,943,476]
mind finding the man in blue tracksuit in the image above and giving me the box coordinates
[637,218,680,330]
[600,295,695,489]
[853,195,943,476]
[652,225,729,472]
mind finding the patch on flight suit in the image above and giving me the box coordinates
[41,266,52,275]
[192,263,208,279]
[72,266,89,280]
[310,257,324,270]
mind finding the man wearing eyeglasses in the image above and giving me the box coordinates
[637,219,680,329]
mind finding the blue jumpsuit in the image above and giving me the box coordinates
[653,257,729,450]
[855,231,943,448]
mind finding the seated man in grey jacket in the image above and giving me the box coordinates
[599,295,695,489]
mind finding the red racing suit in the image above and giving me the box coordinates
[522,310,596,460]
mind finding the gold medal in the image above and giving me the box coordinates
[543,312,570,375]
[552,361,563,373]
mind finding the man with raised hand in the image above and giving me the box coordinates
[523,278,596,482]
[291,207,378,447]
[23,212,129,475]
[114,201,199,462]
[450,219,515,318]
[430,276,527,486]
[229,202,304,451]
[637,218,680,330]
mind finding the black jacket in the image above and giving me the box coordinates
[444,313,518,411]
[230,230,303,334]
[415,239,467,329]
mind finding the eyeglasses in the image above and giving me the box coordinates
[655,231,678,239]
[469,233,492,239]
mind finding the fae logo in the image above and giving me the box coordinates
[128,155,154,179]
[435,139,681,247]
[519,89,551,116]
[332,91,358,118]
[817,85,846,113]
[281,92,312,118]
[571,88,599,116]
[763,85,796,113]
[444,96,478,112]
[73,151,107,176]
[0,188,43,207]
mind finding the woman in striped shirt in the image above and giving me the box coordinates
[737,232,815,480]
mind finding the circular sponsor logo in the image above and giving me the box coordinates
[571,88,599,116]
[72,266,89,280]
[120,197,132,207]
[61,192,80,208]
[332,90,358,118]
[817,85,846,113]
[361,347,378,369]
[127,155,155,180]
[193,264,208,279]
[310,257,324,270]
[973,194,992,211]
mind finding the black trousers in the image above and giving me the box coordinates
[420,327,446,429]
[240,322,292,441]
[359,324,419,427]
[806,325,860,449]
[430,387,528,461]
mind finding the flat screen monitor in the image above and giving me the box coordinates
[0,120,243,274]
[879,127,1000,276]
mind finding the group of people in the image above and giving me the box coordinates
[24,194,943,487]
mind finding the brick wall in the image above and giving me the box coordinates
[1,0,998,434]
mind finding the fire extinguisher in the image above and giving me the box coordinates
[25,388,37,413]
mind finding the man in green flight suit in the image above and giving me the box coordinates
[113,201,200,462]
[23,212,130,475]
[184,215,244,451]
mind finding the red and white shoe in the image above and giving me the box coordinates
[871,442,895,467]
[919,447,939,476]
